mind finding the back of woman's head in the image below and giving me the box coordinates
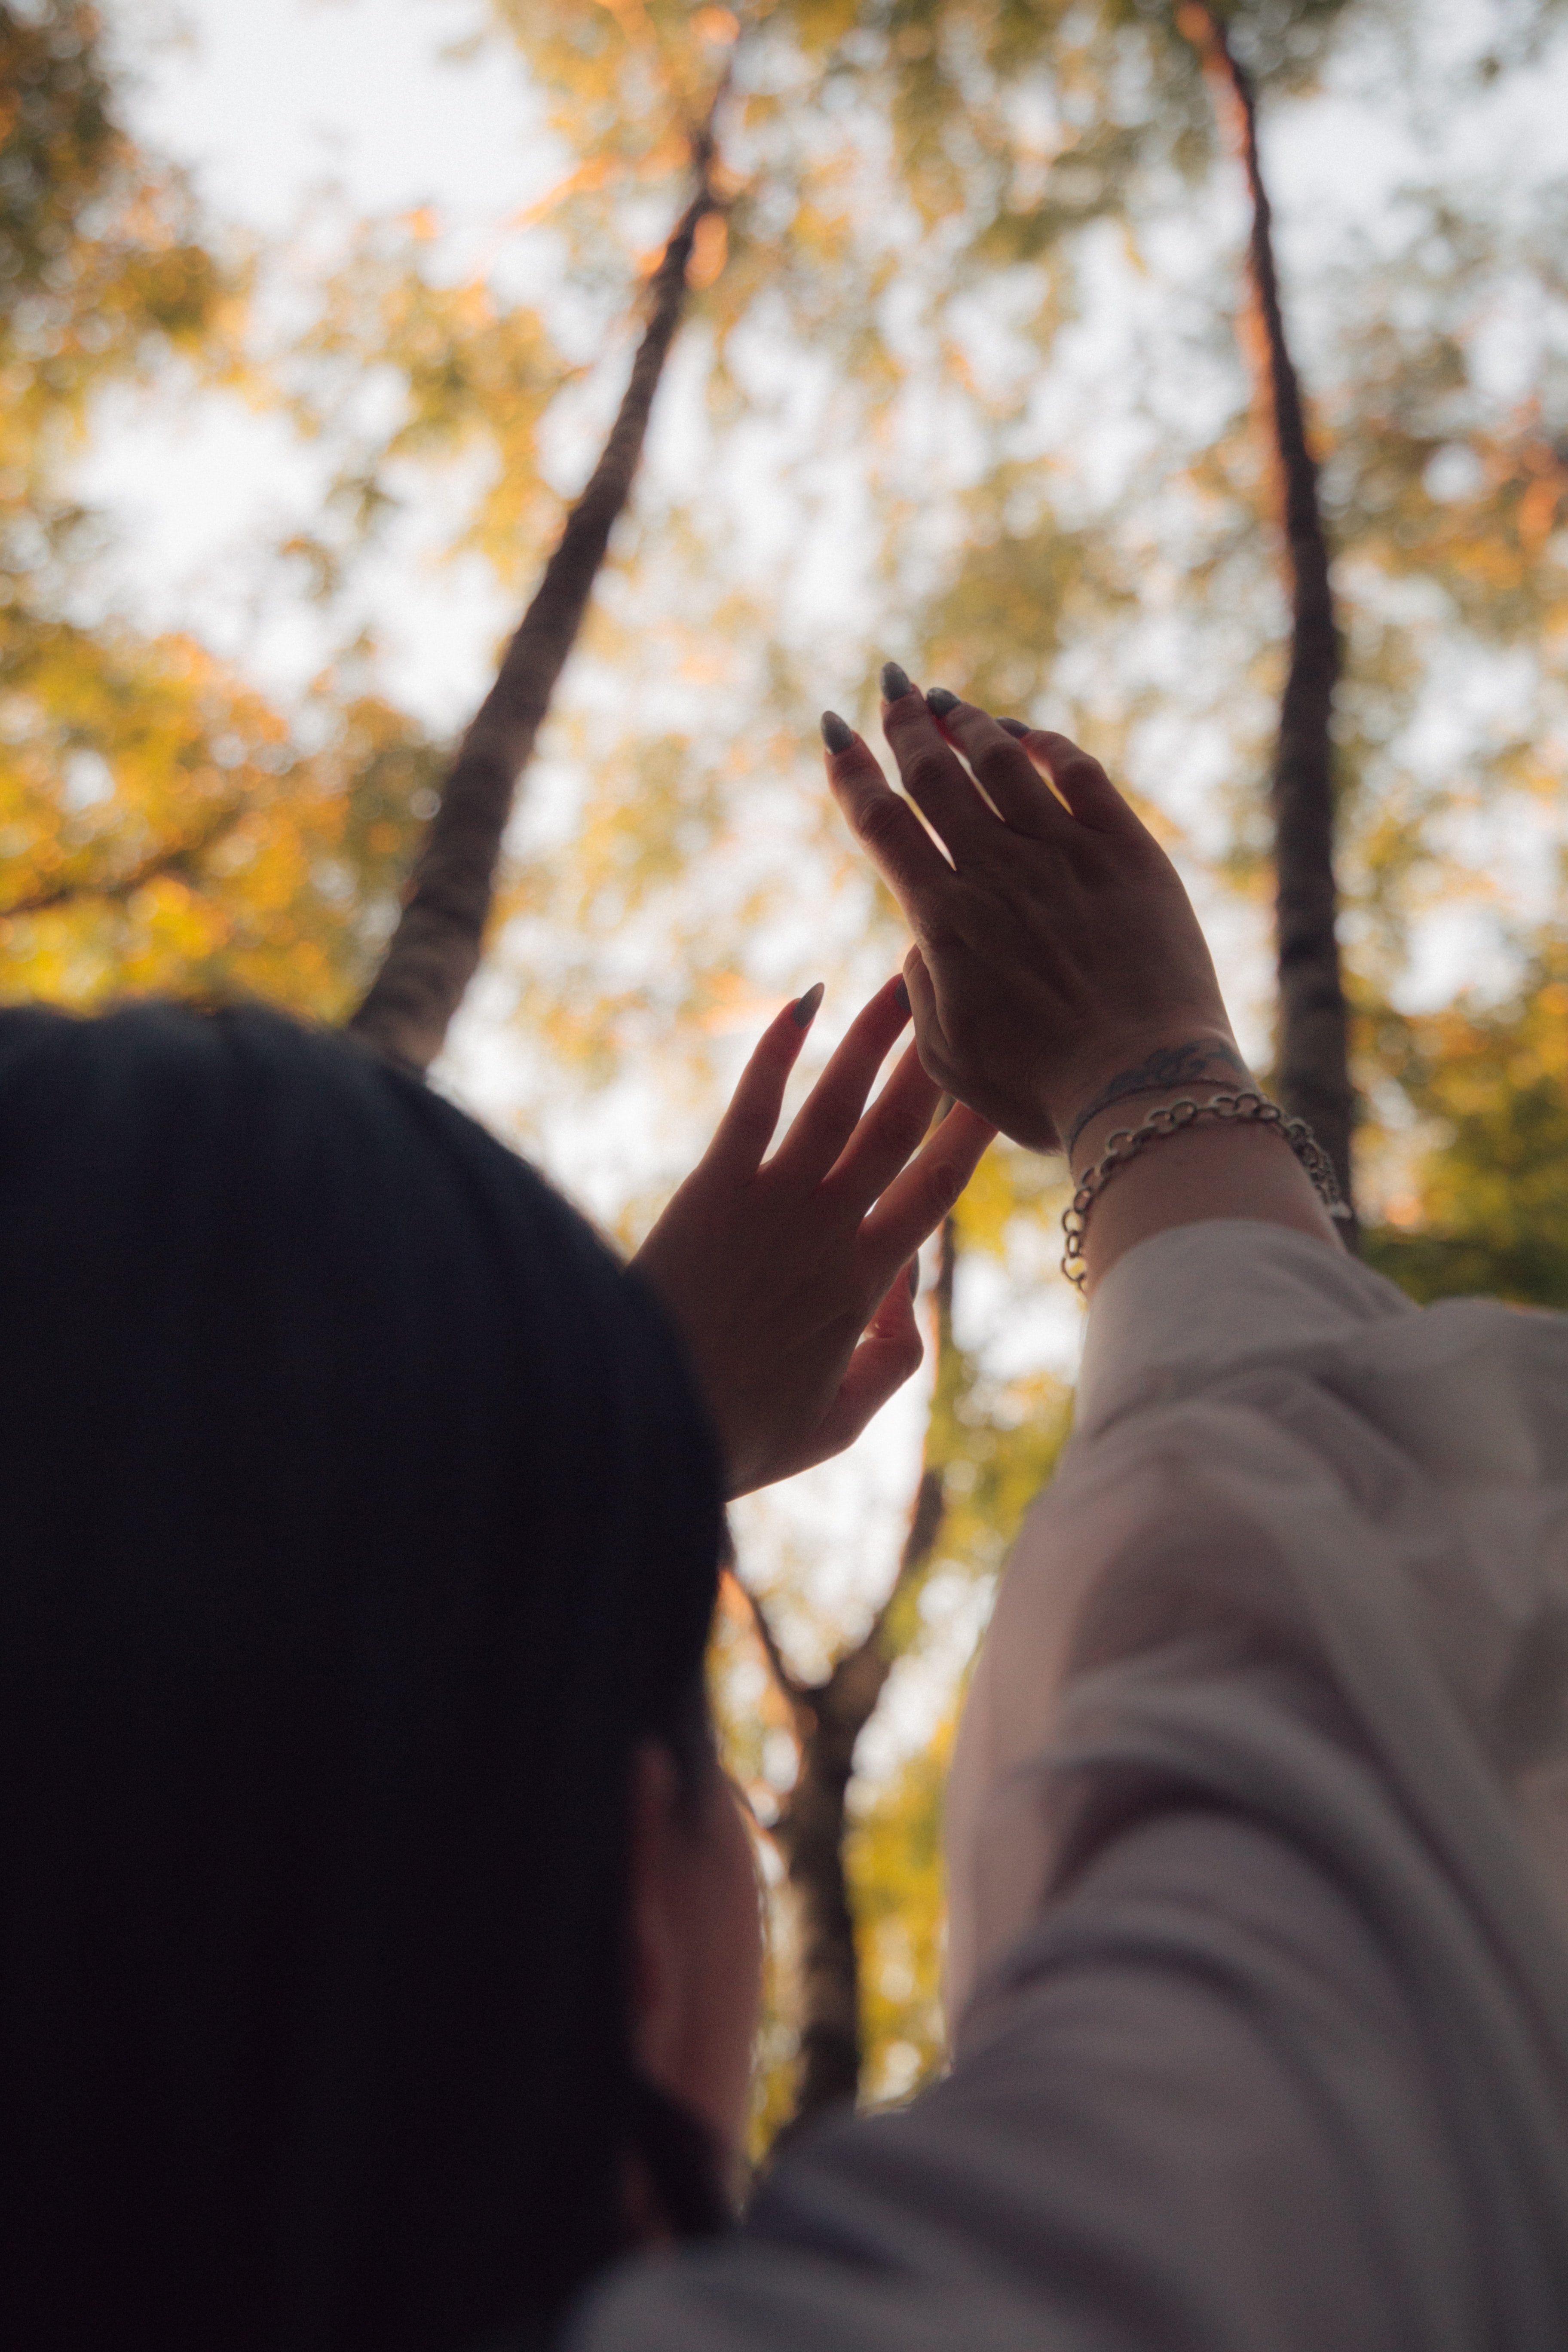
[0,1001,723,2352]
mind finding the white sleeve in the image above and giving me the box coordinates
[568,1222,1568,2352]
[949,1219,1568,2023]
[574,1810,1488,2352]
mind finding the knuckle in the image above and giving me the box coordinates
[927,1152,971,1214]
[1035,732,1109,790]
[854,793,908,853]
[912,1025,956,1081]
[879,1104,932,1163]
[930,1170,965,1218]
[974,738,1031,787]
[815,1080,864,1133]
[905,748,953,797]
[921,913,965,959]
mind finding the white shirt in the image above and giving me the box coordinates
[570,1222,1568,2350]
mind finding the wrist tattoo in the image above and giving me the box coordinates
[1066,1040,1251,1158]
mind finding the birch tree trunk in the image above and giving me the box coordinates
[744,1221,956,2135]
[1179,4,1356,1225]
[349,161,721,1072]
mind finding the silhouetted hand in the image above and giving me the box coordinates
[822,680,1243,1156]
[634,975,994,1496]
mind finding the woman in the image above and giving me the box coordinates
[0,976,991,2350]
[569,677,1568,2349]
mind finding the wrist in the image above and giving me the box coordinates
[1053,1028,1250,1167]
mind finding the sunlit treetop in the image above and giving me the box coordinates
[0,2,444,1021]
[0,0,239,485]
[298,0,1374,682]
[481,0,1365,299]
[0,605,445,1017]
[163,0,1568,1246]
[292,227,569,596]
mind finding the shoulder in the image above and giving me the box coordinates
[567,1811,1461,2352]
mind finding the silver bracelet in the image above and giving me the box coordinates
[1060,1090,1351,1292]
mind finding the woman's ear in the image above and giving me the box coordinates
[625,1737,764,2179]
[627,1740,687,2093]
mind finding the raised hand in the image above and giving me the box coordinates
[821,676,1244,1156]
[633,976,994,1497]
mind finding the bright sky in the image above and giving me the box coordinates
[85,0,551,727]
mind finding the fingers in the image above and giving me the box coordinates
[703,986,823,1179]
[766,974,912,1192]
[821,718,953,923]
[799,1271,925,1466]
[880,675,1005,863]
[861,1100,996,1265]
[1014,728,1135,834]
[924,695,1075,837]
[819,1037,943,1210]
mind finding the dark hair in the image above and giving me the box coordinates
[0,1001,726,2350]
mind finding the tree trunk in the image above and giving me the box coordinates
[746,1221,956,2135]
[1179,4,1356,1225]
[349,166,721,1072]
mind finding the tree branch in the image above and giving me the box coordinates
[819,1462,946,1741]
[0,803,239,923]
[725,1566,806,1712]
[349,105,731,1072]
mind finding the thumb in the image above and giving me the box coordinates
[903,942,938,1035]
[902,942,954,1095]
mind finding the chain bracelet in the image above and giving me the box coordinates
[1060,1090,1351,1293]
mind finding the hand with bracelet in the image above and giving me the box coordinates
[821,668,1345,1295]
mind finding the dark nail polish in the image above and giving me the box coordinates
[880,660,913,701]
[998,716,1031,738]
[894,978,911,1014]
[791,981,825,1029]
[820,710,854,753]
[925,686,960,716]
[908,1260,921,1299]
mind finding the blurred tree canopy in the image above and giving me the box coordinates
[298,0,1568,1220]
[1366,941,1568,1306]
[0,0,443,1016]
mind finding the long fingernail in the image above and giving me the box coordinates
[925,686,960,716]
[880,660,913,701]
[894,977,911,1014]
[791,982,825,1029]
[998,716,1031,738]
[821,710,853,753]
[908,1259,921,1299]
